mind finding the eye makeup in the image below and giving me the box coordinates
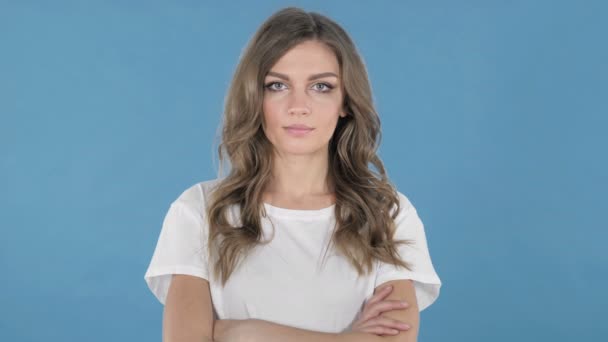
[263,81,335,93]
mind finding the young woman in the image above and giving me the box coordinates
[144,7,441,342]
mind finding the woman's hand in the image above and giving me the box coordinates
[213,319,250,342]
[348,285,412,336]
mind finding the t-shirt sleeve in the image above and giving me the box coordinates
[375,193,442,311]
[144,199,210,305]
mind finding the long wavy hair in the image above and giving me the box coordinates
[207,7,414,286]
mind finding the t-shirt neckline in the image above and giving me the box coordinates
[262,202,335,219]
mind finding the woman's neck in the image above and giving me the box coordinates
[262,151,336,209]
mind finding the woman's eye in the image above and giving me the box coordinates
[264,81,334,92]
[313,83,333,92]
[264,82,286,91]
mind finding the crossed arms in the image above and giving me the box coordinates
[162,275,419,342]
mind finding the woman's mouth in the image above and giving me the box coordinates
[284,125,314,136]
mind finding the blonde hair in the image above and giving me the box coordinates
[207,7,414,286]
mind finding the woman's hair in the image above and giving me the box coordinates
[207,6,414,286]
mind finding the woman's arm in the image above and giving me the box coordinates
[163,275,215,342]
[232,279,419,342]
[240,319,414,342]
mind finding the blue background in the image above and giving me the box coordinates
[1,1,606,341]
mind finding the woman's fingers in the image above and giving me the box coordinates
[358,325,401,336]
[359,316,410,330]
[359,299,409,322]
[355,317,410,335]
[363,285,393,308]
[351,285,411,336]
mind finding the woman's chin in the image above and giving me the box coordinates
[275,145,327,157]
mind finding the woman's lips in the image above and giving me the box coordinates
[284,126,314,136]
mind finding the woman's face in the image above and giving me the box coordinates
[262,40,345,157]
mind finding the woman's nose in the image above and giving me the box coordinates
[287,90,311,116]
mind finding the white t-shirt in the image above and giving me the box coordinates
[144,178,442,333]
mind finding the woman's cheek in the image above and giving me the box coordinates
[265,91,290,101]
[311,91,337,99]
[263,99,285,121]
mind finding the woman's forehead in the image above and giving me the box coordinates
[268,40,339,74]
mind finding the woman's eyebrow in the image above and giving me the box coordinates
[266,71,339,81]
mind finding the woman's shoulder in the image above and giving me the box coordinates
[390,188,419,220]
[171,177,224,207]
